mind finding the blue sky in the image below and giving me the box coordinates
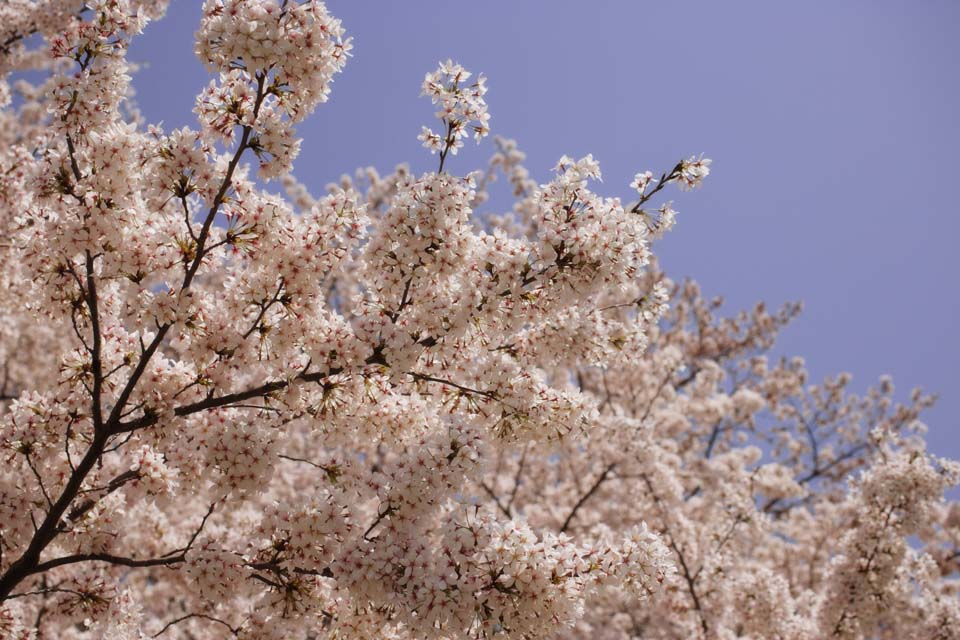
[129,1,959,460]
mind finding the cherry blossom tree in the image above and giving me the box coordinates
[0,2,957,639]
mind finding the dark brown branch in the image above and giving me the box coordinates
[629,161,684,214]
[113,367,331,434]
[1,29,34,56]
[480,482,512,518]
[0,431,109,600]
[179,194,198,243]
[409,372,499,401]
[559,463,616,534]
[363,504,396,540]
[153,612,241,638]
[505,444,530,516]
[24,452,53,509]
[642,474,709,637]
[242,279,286,340]
[106,74,269,431]
[668,534,708,638]
[437,119,456,173]
[32,500,216,577]
[64,469,140,528]
[763,443,869,514]
[32,552,184,574]
[5,585,88,601]
[278,454,340,483]
[84,250,105,432]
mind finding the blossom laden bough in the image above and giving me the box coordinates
[0,2,956,639]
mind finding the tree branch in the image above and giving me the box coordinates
[559,463,616,534]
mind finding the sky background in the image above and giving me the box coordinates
[129,1,959,461]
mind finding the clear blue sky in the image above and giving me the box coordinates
[129,1,960,461]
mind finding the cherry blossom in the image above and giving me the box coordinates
[419,59,491,171]
[0,2,955,639]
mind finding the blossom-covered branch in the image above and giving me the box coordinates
[0,2,955,639]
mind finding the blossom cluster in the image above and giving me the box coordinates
[418,59,491,160]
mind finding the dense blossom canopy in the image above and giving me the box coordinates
[0,2,957,639]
